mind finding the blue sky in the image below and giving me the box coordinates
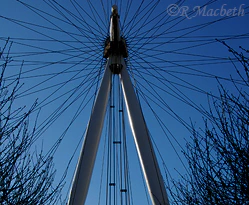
[1,0,249,204]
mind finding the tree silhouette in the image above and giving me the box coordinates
[0,40,64,205]
[170,42,249,204]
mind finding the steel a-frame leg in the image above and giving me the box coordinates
[67,59,169,205]
[68,60,112,205]
[120,58,169,205]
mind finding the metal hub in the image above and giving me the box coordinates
[103,5,128,74]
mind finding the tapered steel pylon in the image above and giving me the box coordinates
[68,5,170,205]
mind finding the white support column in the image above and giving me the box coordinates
[68,60,112,205]
[120,58,170,205]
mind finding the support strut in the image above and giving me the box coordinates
[67,60,111,205]
[120,58,169,205]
